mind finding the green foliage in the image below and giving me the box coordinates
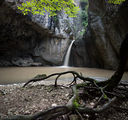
[17,0,80,17]
[81,10,88,27]
[53,15,58,22]
[73,99,80,108]
[80,0,88,27]
[103,94,108,99]
[80,0,88,2]
[79,29,85,36]
[76,0,88,39]
[108,0,126,4]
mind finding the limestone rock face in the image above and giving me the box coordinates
[72,0,128,70]
[70,39,89,67]
[0,0,82,66]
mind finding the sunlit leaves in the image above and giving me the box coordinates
[17,0,80,17]
[108,0,126,4]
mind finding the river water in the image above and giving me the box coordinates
[0,67,127,85]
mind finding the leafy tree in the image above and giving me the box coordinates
[17,0,80,17]
[17,0,127,18]
[17,0,126,18]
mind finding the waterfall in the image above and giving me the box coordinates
[63,40,75,67]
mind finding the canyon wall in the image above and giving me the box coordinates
[1,0,128,69]
[71,0,128,70]
[0,0,83,66]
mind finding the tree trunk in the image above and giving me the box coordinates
[106,33,128,91]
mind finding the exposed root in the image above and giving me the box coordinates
[1,71,128,120]
[66,82,117,114]
[1,106,70,120]
[23,71,109,88]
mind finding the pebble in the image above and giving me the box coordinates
[52,103,57,107]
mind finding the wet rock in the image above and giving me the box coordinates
[11,57,41,66]
[0,59,12,66]
[70,39,89,67]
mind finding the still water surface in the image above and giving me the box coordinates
[0,67,127,85]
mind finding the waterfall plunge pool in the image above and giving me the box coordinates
[0,67,128,85]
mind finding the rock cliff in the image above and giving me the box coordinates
[0,0,83,66]
[72,0,128,70]
[1,0,127,69]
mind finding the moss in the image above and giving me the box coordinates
[73,98,80,109]
[76,83,87,88]
[34,74,47,79]
[73,86,80,109]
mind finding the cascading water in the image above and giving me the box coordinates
[63,40,75,67]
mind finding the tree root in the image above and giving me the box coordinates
[23,71,109,87]
[1,71,128,120]
[1,106,70,120]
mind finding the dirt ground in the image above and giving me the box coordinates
[0,82,128,120]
